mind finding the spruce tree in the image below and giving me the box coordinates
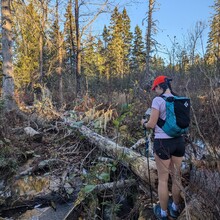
[122,8,133,74]
[108,7,124,77]
[13,2,41,89]
[102,25,110,49]
[107,7,133,77]
[81,34,96,77]
[131,25,146,72]
[206,0,220,71]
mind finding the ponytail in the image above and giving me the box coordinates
[159,80,178,96]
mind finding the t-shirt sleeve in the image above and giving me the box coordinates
[151,97,163,111]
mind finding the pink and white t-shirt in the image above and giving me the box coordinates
[151,94,174,139]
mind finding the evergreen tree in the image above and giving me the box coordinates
[107,7,133,77]
[13,2,41,89]
[102,25,110,49]
[52,0,64,106]
[131,25,146,72]
[107,7,124,77]
[206,0,220,71]
[82,35,105,77]
[47,14,60,71]
[81,34,97,77]
[151,55,165,72]
[63,0,76,77]
[122,8,133,74]
[102,25,110,77]
[96,39,106,77]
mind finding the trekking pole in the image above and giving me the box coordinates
[143,113,153,206]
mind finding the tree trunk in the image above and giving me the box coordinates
[75,125,158,190]
[75,0,81,96]
[68,0,76,91]
[1,0,16,111]
[39,0,47,83]
[145,0,155,77]
[56,0,64,107]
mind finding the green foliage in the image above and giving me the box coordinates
[113,104,133,128]
[82,162,114,185]
[63,0,76,78]
[83,184,97,194]
[74,161,117,209]
[102,25,110,48]
[82,34,99,77]
[101,200,123,217]
[13,1,41,88]
[105,7,133,76]
[206,0,220,69]
[131,25,146,72]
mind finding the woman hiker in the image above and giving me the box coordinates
[141,75,186,220]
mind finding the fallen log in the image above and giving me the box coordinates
[69,124,220,220]
[15,159,67,179]
[24,126,43,142]
[61,124,159,219]
[75,125,158,192]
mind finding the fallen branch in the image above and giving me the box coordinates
[16,159,67,178]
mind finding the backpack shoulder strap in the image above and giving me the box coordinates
[157,95,167,128]
[159,94,166,99]
[157,118,165,128]
[157,95,177,128]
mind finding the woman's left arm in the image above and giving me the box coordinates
[141,108,159,129]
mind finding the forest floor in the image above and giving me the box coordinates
[0,108,158,220]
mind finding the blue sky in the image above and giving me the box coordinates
[94,0,214,60]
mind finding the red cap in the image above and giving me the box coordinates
[151,75,167,90]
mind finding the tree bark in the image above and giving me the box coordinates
[1,0,16,111]
[39,0,46,83]
[75,0,81,96]
[74,125,158,190]
[145,0,155,76]
[56,0,64,107]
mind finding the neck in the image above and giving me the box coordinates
[164,88,171,94]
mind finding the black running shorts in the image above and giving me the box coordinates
[153,136,185,160]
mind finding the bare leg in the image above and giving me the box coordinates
[154,153,171,211]
[170,155,183,205]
